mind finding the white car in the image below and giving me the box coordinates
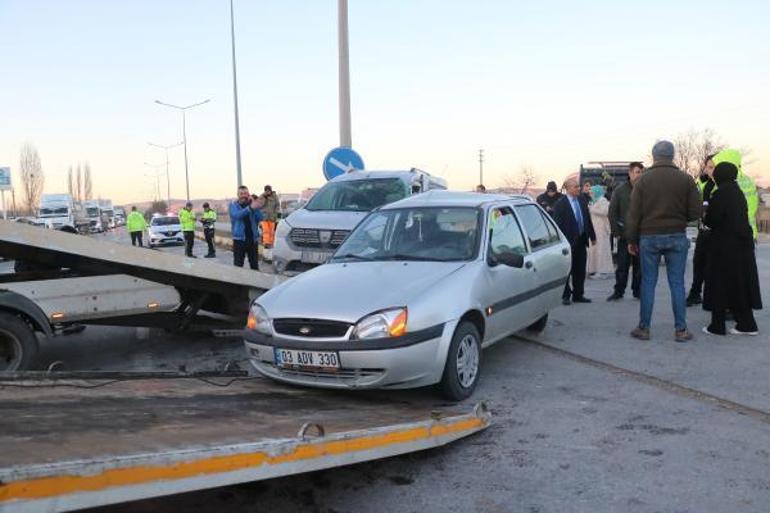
[147,215,184,248]
[245,191,571,400]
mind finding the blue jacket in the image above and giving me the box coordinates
[229,200,263,241]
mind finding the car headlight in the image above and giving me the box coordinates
[275,218,291,240]
[246,302,272,335]
[352,308,408,340]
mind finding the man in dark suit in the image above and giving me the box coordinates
[553,177,597,305]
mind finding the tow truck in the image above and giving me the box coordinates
[0,220,491,512]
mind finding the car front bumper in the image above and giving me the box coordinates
[243,323,448,390]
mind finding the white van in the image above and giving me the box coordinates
[273,169,447,274]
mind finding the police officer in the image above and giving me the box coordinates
[179,202,196,258]
[201,202,217,258]
[126,206,147,247]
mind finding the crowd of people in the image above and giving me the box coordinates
[536,141,762,341]
[125,184,280,271]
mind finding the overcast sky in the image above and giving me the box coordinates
[1,0,768,204]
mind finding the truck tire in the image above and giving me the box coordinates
[526,313,548,333]
[0,312,39,371]
[440,321,481,401]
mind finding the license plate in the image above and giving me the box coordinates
[274,348,340,369]
[301,251,331,264]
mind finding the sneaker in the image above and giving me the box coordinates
[630,327,650,340]
[686,295,702,307]
[675,330,693,343]
[729,327,759,336]
[606,292,623,302]
[702,326,720,336]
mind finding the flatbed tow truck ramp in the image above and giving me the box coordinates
[0,376,489,513]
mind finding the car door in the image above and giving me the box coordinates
[514,203,572,314]
[479,204,540,346]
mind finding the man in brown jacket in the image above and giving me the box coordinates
[625,141,701,342]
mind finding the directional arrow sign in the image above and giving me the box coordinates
[322,147,364,181]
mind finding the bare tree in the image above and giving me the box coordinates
[19,143,44,214]
[672,129,725,177]
[83,162,93,200]
[75,163,83,203]
[504,165,539,194]
[67,166,75,198]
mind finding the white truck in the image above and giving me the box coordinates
[98,199,115,230]
[37,193,75,229]
[82,200,103,232]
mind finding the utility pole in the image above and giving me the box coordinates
[229,0,243,188]
[478,149,484,186]
[338,0,352,148]
[148,141,183,207]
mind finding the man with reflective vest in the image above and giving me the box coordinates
[201,202,217,258]
[179,202,197,258]
[126,206,147,247]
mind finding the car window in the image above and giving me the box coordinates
[515,204,556,250]
[488,207,527,259]
[540,210,561,243]
[151,217,180,226]
[305,178,409,212]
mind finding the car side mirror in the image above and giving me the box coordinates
[496,250,525,269]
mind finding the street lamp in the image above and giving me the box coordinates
[144,162,165,202]
[229,0,243,188]
[147,141,183,206]
[154,98,210,201]
[338,0,352,148]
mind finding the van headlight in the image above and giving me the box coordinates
[246,303,273,335]
[352,308,408,340]
[275,218,291,240]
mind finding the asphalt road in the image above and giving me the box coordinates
[7,231,770,512]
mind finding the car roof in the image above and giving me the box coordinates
[328,170,423,183]
[380,190,533,210]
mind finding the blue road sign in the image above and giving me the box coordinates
[322,147,364,181]
[0,167,11,190]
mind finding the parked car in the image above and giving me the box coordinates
[272,169,447,274]
[147,215,183,248]
[244,191,571,400]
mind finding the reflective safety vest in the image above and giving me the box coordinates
[713,149,759,239]
[126,211,146,232]
[179,209,196,232]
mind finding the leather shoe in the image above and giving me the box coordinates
[573,297,592,303]
[606,293,623,302]
[562,298,572,306]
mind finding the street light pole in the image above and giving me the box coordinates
[338,0,352,148]
[154,99,210,202]
[148,141,183,206]
[230,0,243,187]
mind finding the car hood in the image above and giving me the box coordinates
[259,261,467,323]
[285,208,368,231]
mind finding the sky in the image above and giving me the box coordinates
[1,0,769,205]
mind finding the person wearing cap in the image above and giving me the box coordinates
[702,162,762,336]
[625,141,701,342]
[258,185,280,251]
[536,181,563,216]
[179,202,196,258]
[607,162,643,301]
[200,202,217,258]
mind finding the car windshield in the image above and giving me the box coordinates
[86,207,99,217]
[151,216,180,226]
[305,178,409,212]
[39,207,69,216]
[331,207,480,263]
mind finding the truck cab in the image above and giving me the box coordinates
[38,194,75,229]
[83,201,103,233]
[272,169,447,274]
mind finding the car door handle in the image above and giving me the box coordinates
[562,248,569,256]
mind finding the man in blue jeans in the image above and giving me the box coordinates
[625,141,701,342]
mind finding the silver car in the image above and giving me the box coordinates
[244,191,571,400]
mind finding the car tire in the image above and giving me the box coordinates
[440,321,481,401]
[0,311,39,371]
[526,313,548,333]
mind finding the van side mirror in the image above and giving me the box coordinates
[496,250,525,268]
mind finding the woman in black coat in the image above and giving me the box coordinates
[702,162,762,335]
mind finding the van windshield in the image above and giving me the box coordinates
[151,216,180,226]
[305,178,409,212]
[39,207,69,216]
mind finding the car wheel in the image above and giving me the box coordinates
[440,321,481,401]
[0,312,39,371]
[526,313,548,333]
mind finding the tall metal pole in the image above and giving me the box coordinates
[182,110,190,201]
[338,0,352,148]
[230,0,243,187]
[478,149,484,186]
[164,147,171,206]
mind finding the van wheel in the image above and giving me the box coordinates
[440,321,481,401]
[527,314,548,333]
[0,312,39,371]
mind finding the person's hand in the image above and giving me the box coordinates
[590,238,596,246]
[628,243,639,256]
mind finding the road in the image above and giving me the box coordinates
[7,233,761,512]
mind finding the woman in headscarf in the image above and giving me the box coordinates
[586,184,614,278]
[702,162,762,335]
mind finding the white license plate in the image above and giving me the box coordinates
[274,348,340,369]
[301,251,331,264]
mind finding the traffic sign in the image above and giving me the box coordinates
[322,147,364,181]
[0,167,11,190]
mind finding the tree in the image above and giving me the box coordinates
[504,165,539,194]
[67,166,75,198]
[672,129,725,178]
[19,143,44,215]
[83,162,93,200]
[75,163,83,203]
[146,200,168,218]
